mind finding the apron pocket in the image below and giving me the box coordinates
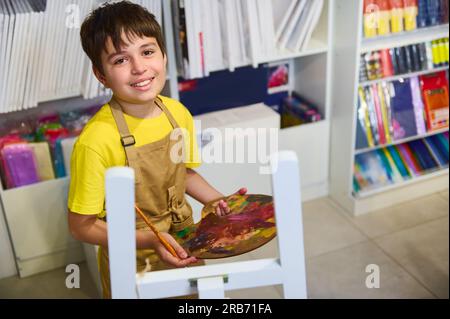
[168,185,193,232]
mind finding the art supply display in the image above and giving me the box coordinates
[0,143,39,188]
[353,131,449,193]
[420,71,450,131]
[0,105,100,189]
[363,0,448,38]
[28,142,55,181]
[356,71,449,148]
[359,37,449,82]
[281,91,322,128]
[174,194,276,259]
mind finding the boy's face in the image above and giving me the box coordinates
[95,34,167,105]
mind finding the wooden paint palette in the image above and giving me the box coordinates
[173,194,276,259]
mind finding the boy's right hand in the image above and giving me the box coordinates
[153,232,198,267]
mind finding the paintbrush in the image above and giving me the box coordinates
[134,205,178,258]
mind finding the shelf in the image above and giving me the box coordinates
[280,119,327,131]
[208,41,328,74]
[354,128,449,155]
[259,40,328,65]
[355,167,449,199]
[359,65,449,87]
[360,24,449,53]
[0,176,70,194]
[38,91,83,104]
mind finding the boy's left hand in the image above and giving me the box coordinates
[215,187,247,216]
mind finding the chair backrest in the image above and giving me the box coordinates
[105,151,307,299]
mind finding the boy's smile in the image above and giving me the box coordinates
[130,77,154,90]
[94,33,167,117]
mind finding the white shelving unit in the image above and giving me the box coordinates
[0,96,110,279]
[182,0,334,202]
[0,0,334,279]
[280,0,333,200]
[329,0,449,216]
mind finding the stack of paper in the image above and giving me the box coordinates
[173,0,261,78]
[37,0,106,103]
[0,0,46,113]
[0,0,111,113]
[61,136,77,177]
[79,0,111,100]
[172,0,324,79]
[275,0,324,52]
[1,143,40,188]
[0,0,167,113]
[29,142,55,181]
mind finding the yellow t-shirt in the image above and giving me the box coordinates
[67,95,201,218]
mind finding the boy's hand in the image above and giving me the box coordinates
[153,232,198,267]
[215,187,247,216]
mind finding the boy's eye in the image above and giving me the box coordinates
[114,58,126,65]
[143,50,154,56]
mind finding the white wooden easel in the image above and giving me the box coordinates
[105,151,307,299]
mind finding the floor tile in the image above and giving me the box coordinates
[375,217,449,299]
[0,193,447,299]
[302,198,368,258]
[226,285,283,299]
[298,241,435,299]
[348,194,449,239]
[439,189,449,202]
[0,262,99,299]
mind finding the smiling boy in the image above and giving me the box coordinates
[67,1,246,298]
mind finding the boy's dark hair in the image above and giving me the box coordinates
[80,1,166,74]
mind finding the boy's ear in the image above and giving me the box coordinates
[93,66,109,88]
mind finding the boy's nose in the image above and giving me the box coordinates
[131,59,147,75]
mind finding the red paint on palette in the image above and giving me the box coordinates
[173,194,276,259]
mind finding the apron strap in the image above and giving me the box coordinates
[109,98,136,164]
[109,96,182,164]
[154,97,180,129]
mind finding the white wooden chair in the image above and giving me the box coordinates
[105,151,307,299]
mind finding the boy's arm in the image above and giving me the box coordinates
[68,210,197,266]
[185,169,224,204]
[185,168,247,216]
[68,210,154,249]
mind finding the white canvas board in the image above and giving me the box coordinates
[278,0,307,49]
[273,0,298,41]
[299,0,324,51]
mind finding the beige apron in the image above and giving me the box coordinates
[98,96,198,299]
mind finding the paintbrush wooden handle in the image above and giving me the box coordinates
[135,205,178,258]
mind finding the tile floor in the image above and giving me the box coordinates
[0,190,448,299]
